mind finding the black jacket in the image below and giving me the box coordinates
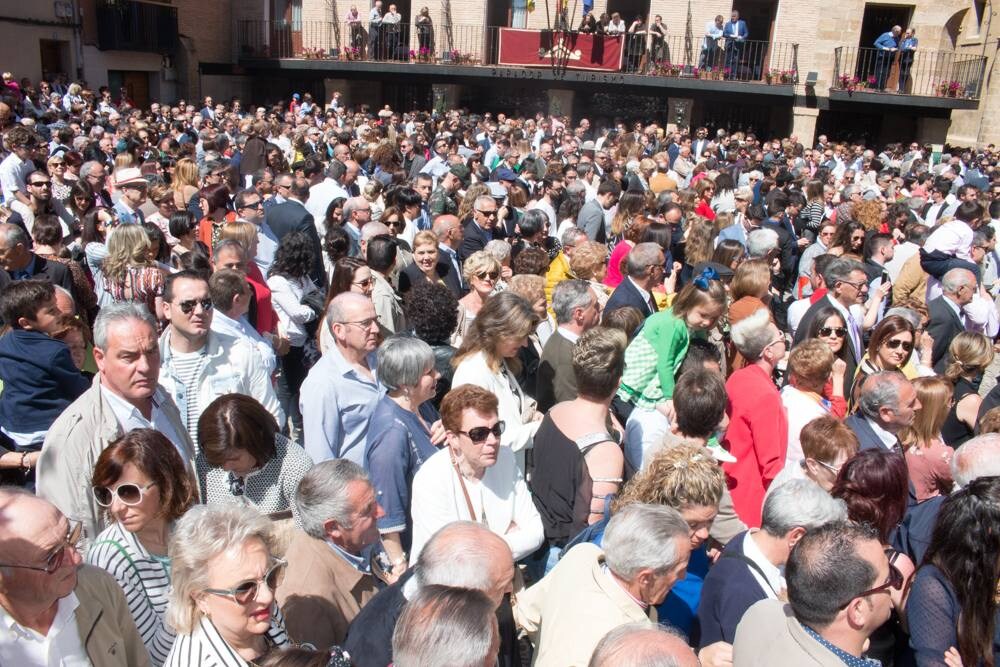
[264,199,327,288]
[604,277,656,319]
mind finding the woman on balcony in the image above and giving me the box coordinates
[416,7,434,55]
[347,6,364,52]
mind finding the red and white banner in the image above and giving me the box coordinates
[497,28,623,72]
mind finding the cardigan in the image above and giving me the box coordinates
[617,310,692,409]
[722,364,789,527]
[86,522,174,666]
[408,445,544,563]
[0,328,89,432]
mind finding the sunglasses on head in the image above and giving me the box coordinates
[883,338,913,352]
[203,559,286,605]
[93,481,155,507]
[819,326,847,338]
[458,421,505,444]
[178,298,213,315]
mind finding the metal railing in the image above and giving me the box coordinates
[97,0,178,53]
[235,20,798,83]
[832,46,987,100]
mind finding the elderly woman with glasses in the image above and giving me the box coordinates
[164,504,291,666]
[87,429,198,666]
[453,250,502,347]
[196,394,313,517]
[364,336,443,580]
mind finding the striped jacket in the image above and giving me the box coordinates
[164,613,289,667]
[86,522,174,666]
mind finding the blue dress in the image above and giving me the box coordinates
[364,396,441,550]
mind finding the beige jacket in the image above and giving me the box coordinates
[733,599,852,667]
[74,564,153,667]
[36,376,196,545]
[514,543,655,667]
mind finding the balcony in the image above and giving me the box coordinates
[235,20,797,94]
[96,0,178,54]
[831,46,986,110]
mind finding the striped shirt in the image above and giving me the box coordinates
[169,348,207,446]
[164,610,289,667]
[86,522,175,666]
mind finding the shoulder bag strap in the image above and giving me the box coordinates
[92,539,155,607]
[451,458,483,524]
[720,548,779,597]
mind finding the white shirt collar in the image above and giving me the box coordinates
[865,417,900,449]
[742,530,786,599]
[557,326,580,343]
[627,276,652,305]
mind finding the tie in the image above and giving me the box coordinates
[847,312,862,360]
[648,294,658,313]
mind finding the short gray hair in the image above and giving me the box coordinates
[941,268,975,295]
[856,371,906,420]
[822,257,866,287]
[729,307,774,359]
[326,159,346,181]
[884,307,921,331]
[951,433,1000,488]
[0,223,29,250]
[589,622,695,667]
[746,228,779,258]
[842,184,860,200]
[761,479,847,536]
[560,224,586,247]
[625,242,664,278]
[295,459,370,540]
[325,291,370,330]
[80,160,102,178]
[551,279,594,324]
[484,239,511,263]
[342,196,368,221]
[475,195,495,211]
[602,503,689,581]
[392,585,498,667]
[93,302,157,350]
[377,335,435,391]
[415,521,503,591]
[167,504,273,634]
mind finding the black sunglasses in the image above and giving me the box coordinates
[819,326,847,338]
[883,339,913,352]
[839,561,904,609]
[178,298,213,315]
[458,421,506,444]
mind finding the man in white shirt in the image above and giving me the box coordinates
[209,268,278,374]
[0,489,152,667]
[700,15,724,68]
[306,160,350,237]
[527,175,563,235]
[0,126,38,206]
[884,223,929,282]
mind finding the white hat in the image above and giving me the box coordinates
[114,168,146,188]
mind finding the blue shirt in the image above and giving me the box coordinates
[299,345,383,466]
[802,625,882,667]
[364,396,441,545]
[874,32,898,50]
[254,220,279,275]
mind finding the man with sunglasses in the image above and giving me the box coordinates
[0,488,152,666]
[734,521,898,666]
[158,270,283,446]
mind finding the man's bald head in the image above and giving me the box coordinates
[361,221,391,242]
[952,433,1000,488]
[589,622,700,667]
[416,521,514,606]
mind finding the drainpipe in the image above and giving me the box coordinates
[71,0,84,80]
[975,1,996,147]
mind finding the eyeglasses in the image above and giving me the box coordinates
[476,209,498,218]
[764,335,787,351]
[458,421,506,444]
[241,200,263,210]
[838,279,868,291]
[29,181,51,187]
[819,326,848,338]
[337,316,379,330]
[816,459,842,474]
[883,338,913,352]
[839,561,904,608]
[93,481,156,507]
[476,271,500,281]
[0,522,82,574]
[352,277,373,288]
[177,298,214,315]
[203,559,287,605]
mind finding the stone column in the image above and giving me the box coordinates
[790,106,819,148]
[916,117,951,146]
[547,89,575,119]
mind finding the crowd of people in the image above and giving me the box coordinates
[0,70,999,667]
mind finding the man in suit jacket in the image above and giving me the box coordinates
[277,460,384,650]
[603,242,664,318]
[793,257,870,382]
[845,371,919,452]
[576,180,621,242]
[264,177,326,288]
[459,194,498,262]
[926,268,976,371]
[723,11,749,74]
[0,223,73,309]
[733,523,894,667]
[536,280,601,412]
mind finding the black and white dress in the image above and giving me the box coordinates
[163,611,289,667]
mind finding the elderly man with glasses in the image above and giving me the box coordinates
[0,487,152,666]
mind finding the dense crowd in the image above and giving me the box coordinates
[0,71,999,667]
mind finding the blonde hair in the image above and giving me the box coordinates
[788,338,834,393]
[172,157,200,191]
[613,442,724,512]
[461,250,501,284]
[453,291,537,373]
[457,183,490,222]
[102,224,153,283]
[944,332,995,383]
[730,258,771,302]
[899,376,953,450]
[684,215,716,266]
[166,504,275,634]
[113,153,134,171]
[219,221,258,253]
[570,241,609,281]
[412,230,437,251]
[508,274,545,307]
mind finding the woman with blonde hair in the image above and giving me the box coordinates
[681,215,716,282]
[853,199,885,233]
[726,258,773,374]
[171,157,200,211]
[607,190,646,252]
[101,223,166,320]
[451,291,543,469]
[900,376,955,501]
[507,273,550,390]
[940,332,994,447]
[570,241,611,309]
[453,250,502,346]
